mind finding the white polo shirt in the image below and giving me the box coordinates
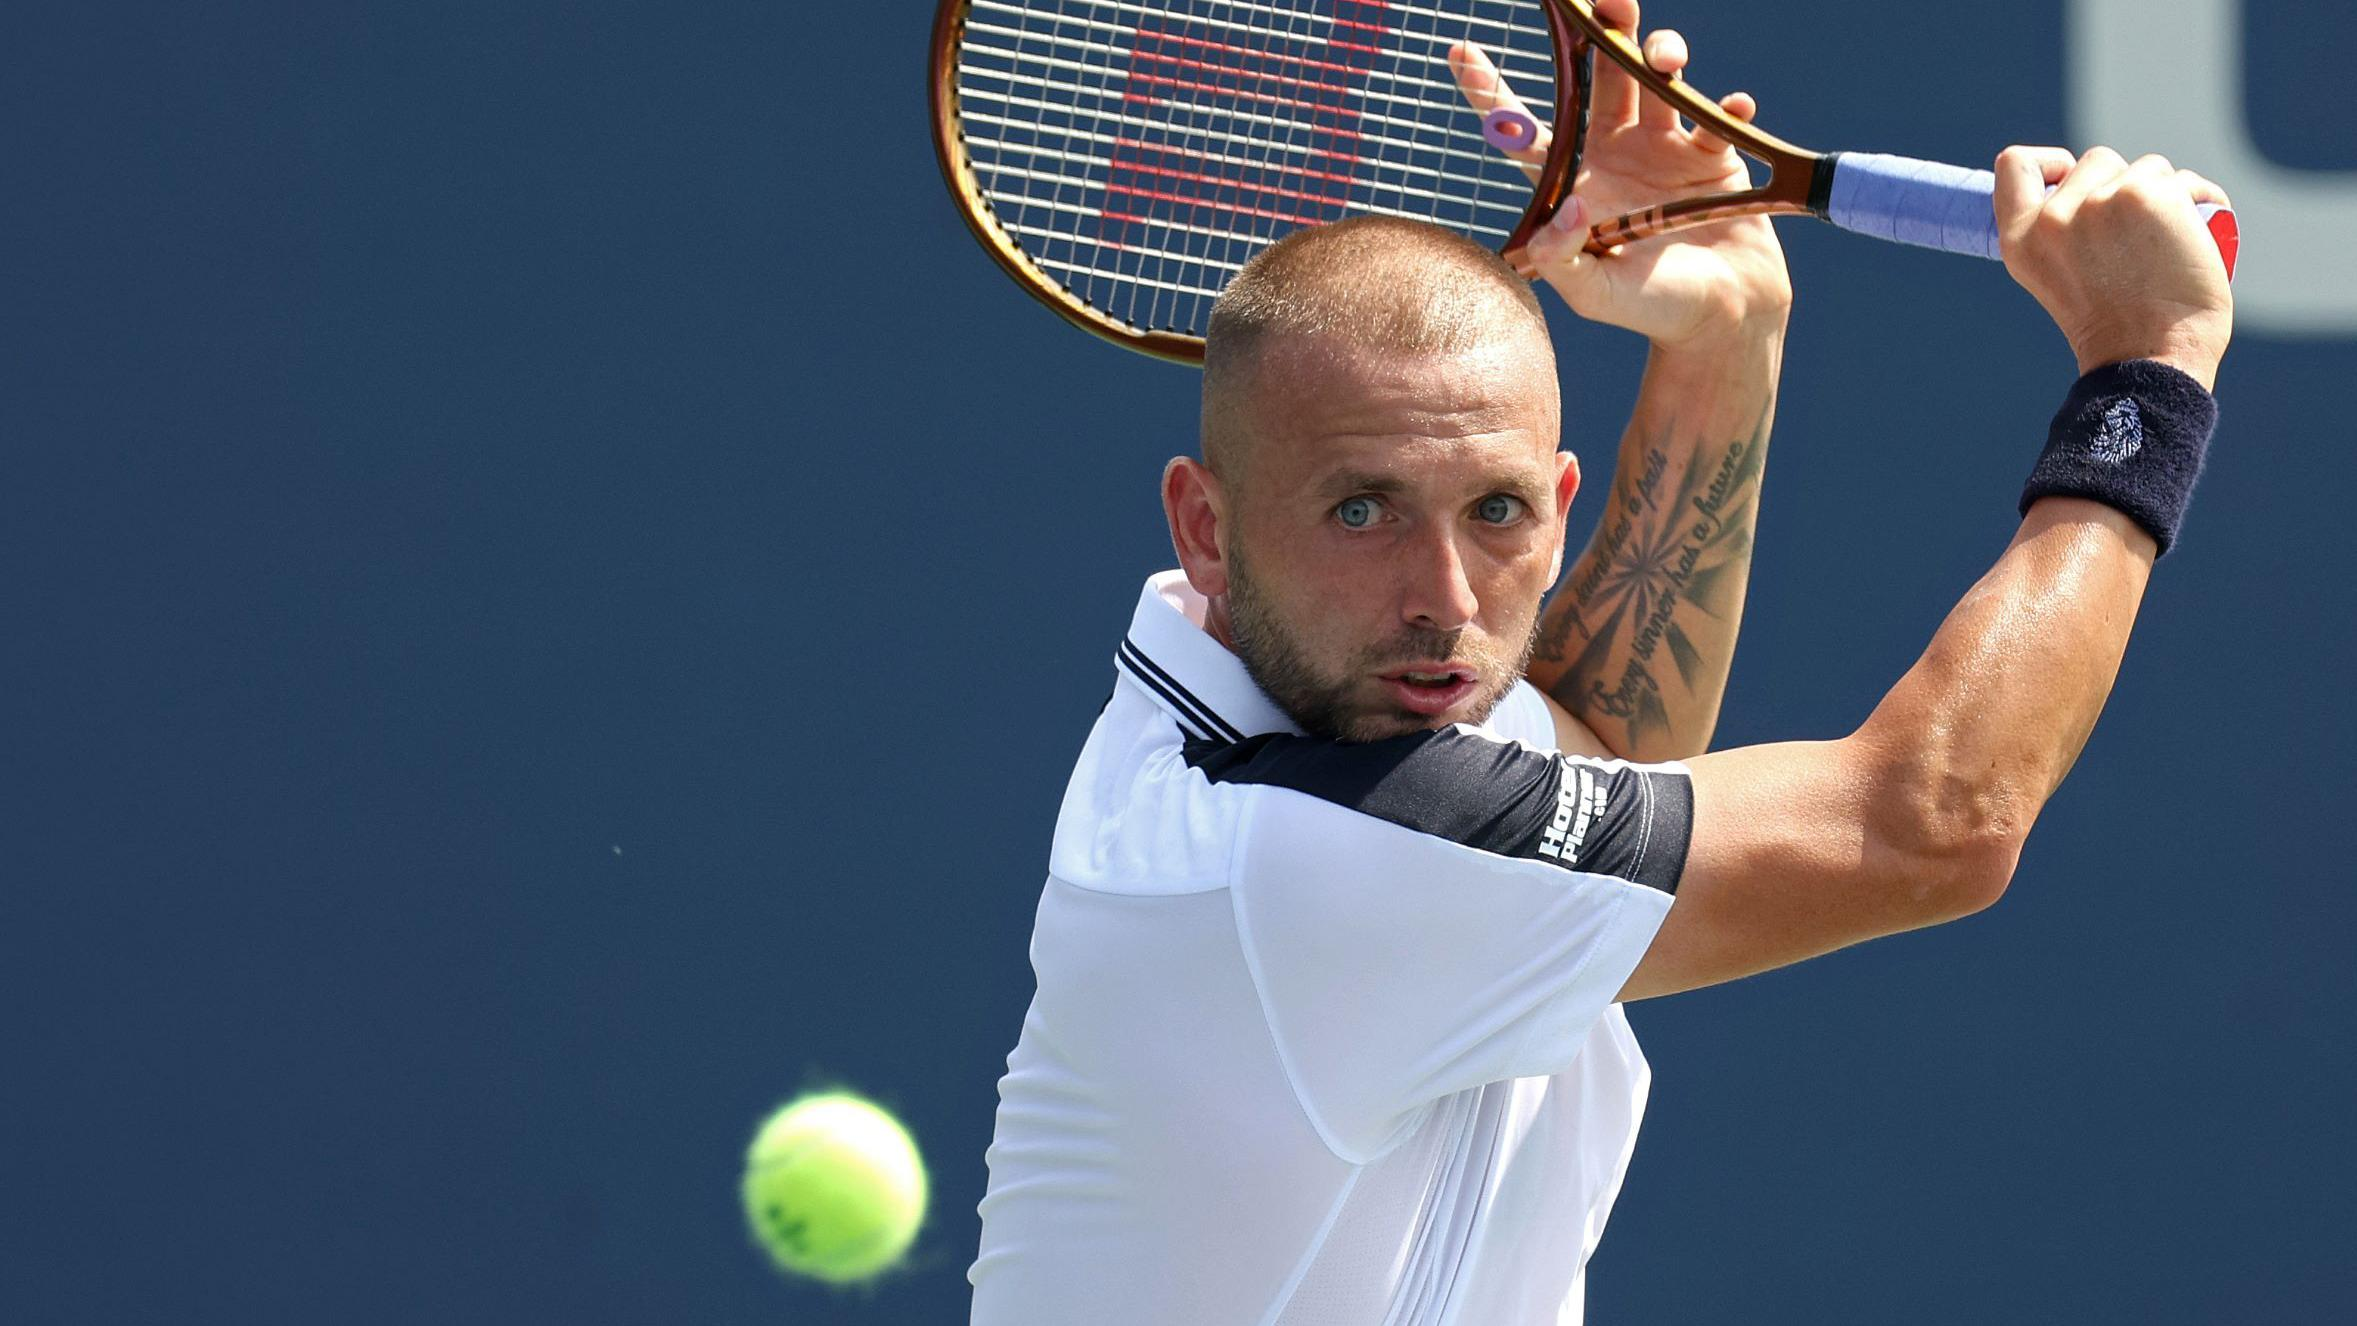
[969,572,1692,1325]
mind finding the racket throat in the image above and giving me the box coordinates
[1804,152,1842,219]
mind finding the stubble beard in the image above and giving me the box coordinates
[1224,542,1541,743]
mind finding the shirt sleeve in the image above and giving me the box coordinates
[1190,726,1690,1163]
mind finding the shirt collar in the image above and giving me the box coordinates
[1116,570,1304,743]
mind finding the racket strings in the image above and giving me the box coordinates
[951,0,1557,341]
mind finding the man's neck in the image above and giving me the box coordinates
[1199,593,1238,651]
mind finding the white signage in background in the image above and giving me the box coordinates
[2069,0,2357,336]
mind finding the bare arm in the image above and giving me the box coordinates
[1626,497,2149,998]
[1617,145,2236,1000]
[1451,6,1789,762]
[1529,329,1779,760]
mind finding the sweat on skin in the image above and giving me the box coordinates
[1167,219,1582,745]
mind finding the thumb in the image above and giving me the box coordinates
[1994,145,2073,257]
[1524,197,1596,295]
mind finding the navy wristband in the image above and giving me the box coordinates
[2019,359,2217,556]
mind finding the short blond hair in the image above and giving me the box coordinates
[1201,217,1550,478]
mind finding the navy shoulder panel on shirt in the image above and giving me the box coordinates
[1184,727,1690,894]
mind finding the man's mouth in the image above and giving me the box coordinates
[1378,664,1480,718]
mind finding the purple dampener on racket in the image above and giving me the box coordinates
[1483,108,1542,155]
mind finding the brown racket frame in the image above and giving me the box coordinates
[930,0,1838,363]
[1504,0,1832,271]
[929,0,1207,365]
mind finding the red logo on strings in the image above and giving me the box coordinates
[1101,2,1391,247]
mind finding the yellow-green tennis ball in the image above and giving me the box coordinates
[741,1092,928,1285]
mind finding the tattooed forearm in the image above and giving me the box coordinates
[1541,447,1665,661]
[1536,401,1771,756]
[1552,448,1666,633]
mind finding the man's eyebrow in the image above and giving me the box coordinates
[1315,471,1411,497]
[1489,469,1555,502]
[1312,467,1555,501]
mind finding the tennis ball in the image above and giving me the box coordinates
[741,1091,929,1285]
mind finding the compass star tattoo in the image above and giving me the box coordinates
[1538,403,1771,750]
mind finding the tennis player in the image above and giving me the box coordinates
[968,8,2235,1322]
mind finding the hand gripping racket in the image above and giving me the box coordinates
[931,0,2239,364]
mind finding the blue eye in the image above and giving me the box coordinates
[1477,494,1526,524]
[1336,496,1381,529]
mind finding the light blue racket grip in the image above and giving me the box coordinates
[1823,153,2007,258]
[1821,152,2235,273]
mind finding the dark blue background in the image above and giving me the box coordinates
[7,2,2351,1321]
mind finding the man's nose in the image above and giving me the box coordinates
[1401,524,1479,631]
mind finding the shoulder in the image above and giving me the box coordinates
[1047,685,1247,896]
[1487,680,1559,750]
[1186,723,1557,819]
[1188,724,1692,893]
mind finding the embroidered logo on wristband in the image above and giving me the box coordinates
[2019,359,2217,556]
[2088,398,2143,465]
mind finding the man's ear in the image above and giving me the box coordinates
[1546,449,1583,584]
[1163,456,1231,598]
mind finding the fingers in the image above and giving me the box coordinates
[1449,41,1551,183]
[2178,169,2230,210]
[2122,154,2197,225]
[1583,3,1734,155]
[1521,195,1594,284]
[1690,90,1755,157]
[2127,152,2179,190]
[1999,145,2228,294]
[1997,143,2234,377]
[1993,144,2078,248]
[1634,29,1688,135]
[2047,144,2129,217]
[1998,143,2078,193]
[1588,0,1644,127]
[2124,154,2234,256]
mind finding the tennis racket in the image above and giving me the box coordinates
[930,0,2239,364]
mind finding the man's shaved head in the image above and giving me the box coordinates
[1202,216,1555,482]
[1163,214,1578,741]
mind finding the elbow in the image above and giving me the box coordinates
[1909,827,2023,923]
[1865,750,2038,925]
